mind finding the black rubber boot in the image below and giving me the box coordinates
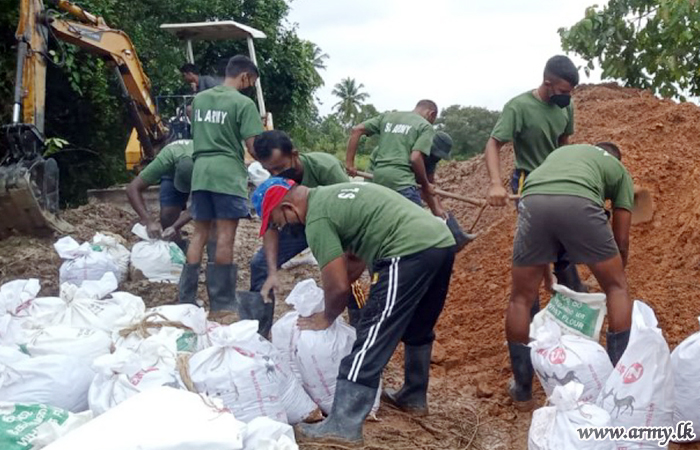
[296,379,376,446]
[382,343,432,416]
[445,211,476,252]
[206,263,237,312]
[553,261,588,293]
[507,342,535,411]
[238,291,275,337]
[178,263,200,305]
[606,329,630,367]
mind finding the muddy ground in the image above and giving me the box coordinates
[2,83,700,449]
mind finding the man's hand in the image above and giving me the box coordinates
[297,311,332,331]
[346,165,358,177]
[487,182,508,207]
[161,226,178,241]
[146,220,162,239]
[260,274,280,304]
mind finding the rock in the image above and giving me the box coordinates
[476,383,494,399]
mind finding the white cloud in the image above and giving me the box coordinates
[286,0,605,115]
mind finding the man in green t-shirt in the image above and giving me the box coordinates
[243,130,353,335]
[126,139,194,246]
[506,143,634,411]
[252,178,456,446]
[178,55,264,311]
[345,100,443,217]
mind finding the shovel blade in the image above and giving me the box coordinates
[632,186,654,225]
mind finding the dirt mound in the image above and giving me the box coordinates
[432,83,700,449]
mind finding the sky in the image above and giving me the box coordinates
[286,0,606,116]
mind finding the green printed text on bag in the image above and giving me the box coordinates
[546,292,600,339]
[0,403,68,450]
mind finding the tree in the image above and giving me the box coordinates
[310,43,329,72]
[436,105,500,160]
[559,0,700,99]
[0,0,324,204]
[331,78,370,126]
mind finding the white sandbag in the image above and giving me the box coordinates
[529,382,614,450]
[88,331,180,416]
[531,284,607,341]
[271,279,356,414]
[54,237,120,287]
[596,301,673,450]
[281,248,318,270]
[0,279,41,313]
[243,417,298,450]
[22,326,111,362]
[0,353,94,413]
[187,321,287,424]
[0,402,92,450]
[130,224,185,283]
[248,161,271,187]
[51,273,145,333]
[243,330,319,424]
[92,233,130,283]
[530,319,613,402]
[43,387,245,450]
[670,316,700,442]
[116,304,209,353]
[0,279,67,344]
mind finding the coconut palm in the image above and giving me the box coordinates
[311,44,329,71]
[332,78,370,126]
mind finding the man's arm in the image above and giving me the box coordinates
[345,124,368,176]
[260,229,281,302]
[558,134,570,146]
[297,256,350,330]
[245,136,258,160]
[612,208,632,268]
[162,209,193,241]
[411,150,444,217]
[484,137,508,206]
[126,176,161,238]
[425,172,445,213]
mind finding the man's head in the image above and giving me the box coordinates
[431,131,453,160]
[542,55,579,108]
[173,156,194,193]
[414,99,439,124]
[254,130,302,183]
[179,63,199,84]
[226,55,259,92]
[596,141,622,160]
[252,177,307,236]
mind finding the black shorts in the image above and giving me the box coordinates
[159,177,189,209]
[190,190,250,221]
[513,194,619,266]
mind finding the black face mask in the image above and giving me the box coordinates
[278,167,302,183]
[550,93,571,108]
[241,86,256,98]
[281,207,305,237]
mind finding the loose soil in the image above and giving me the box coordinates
[1,83,699,449]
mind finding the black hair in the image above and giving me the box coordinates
[225,55,259,78]
[179,63,198,75]
[544,55,579,87]
[415,99,438,113]
[596,142,622,160]
[254,130,294,160]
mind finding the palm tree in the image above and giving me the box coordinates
[311,44,329,71]
[332,78,370,126]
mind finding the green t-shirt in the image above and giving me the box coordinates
[362,111,435,191]
[491,91,574,173]
[299,152,349,188]
[191,85,264,196]
[522,144,634,210]
[139,139,193,185]
[305,182,455,268]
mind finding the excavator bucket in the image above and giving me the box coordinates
[631,186,654,225]
[0,155,73,239]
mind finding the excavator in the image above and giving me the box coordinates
[1,0,273,238]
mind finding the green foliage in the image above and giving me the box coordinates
[331,77,370,127]
[0,0,324,205]
[436,105,500,160]
[559,0,700,99]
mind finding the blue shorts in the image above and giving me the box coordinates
[191,190,250,221]
[159,177,189,209]
[397,186,423,207]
